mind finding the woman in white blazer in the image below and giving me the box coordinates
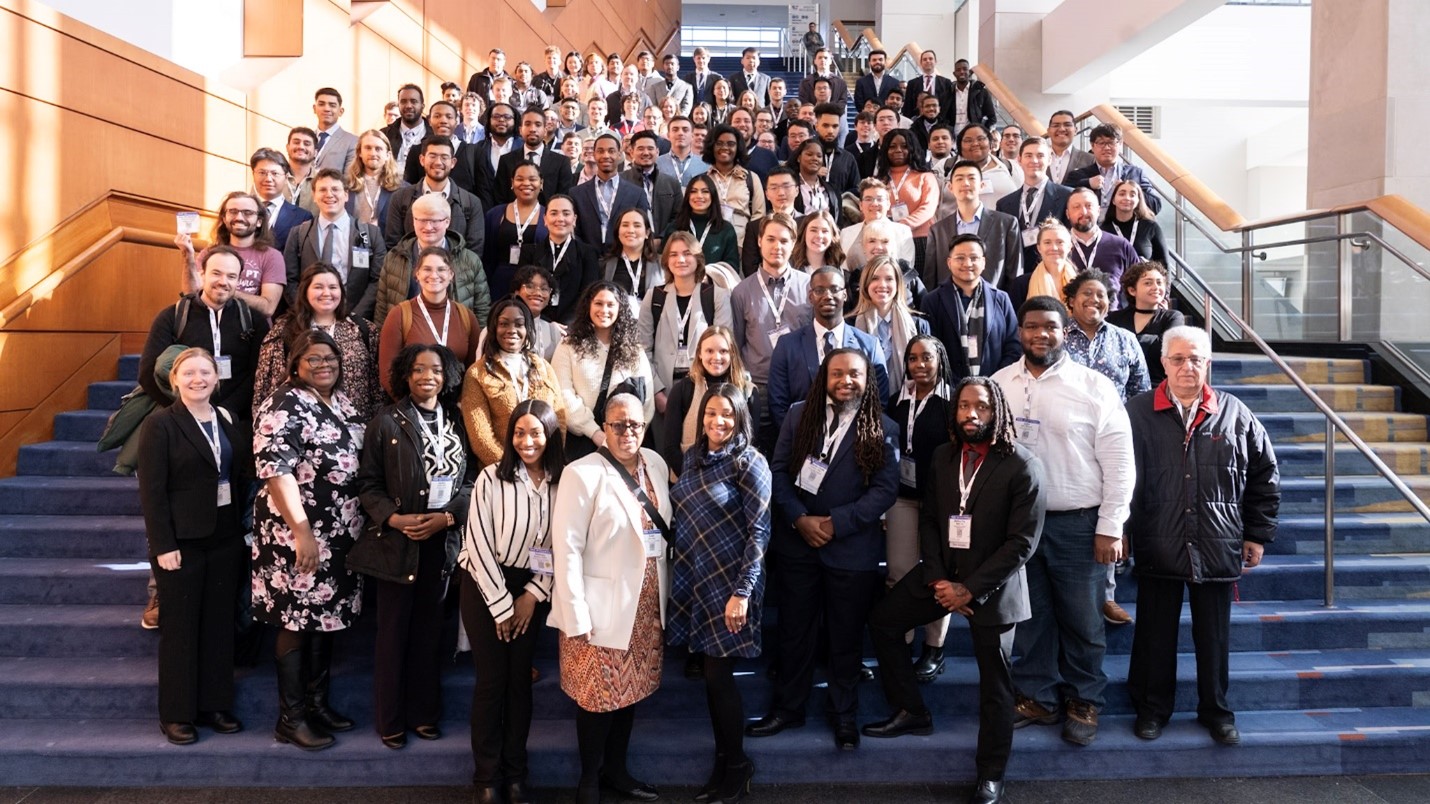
[550,393,672,804]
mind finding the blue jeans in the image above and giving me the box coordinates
[1011,507,1108,709]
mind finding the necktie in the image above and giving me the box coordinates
[321,222,337,265]
[822,330,835,360]
[925,76,932,94]
[962,448,980,479]
[317,131,329,152]
[269,202,280,226]
[1023,186,1036,222]
[527,151,538,164]
[769,275,784,296]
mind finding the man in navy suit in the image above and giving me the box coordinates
[767,267,890,433]
[463,102,519,209]
[728,48,772,107]
[493,107,575,205]
[748,346,900,750]
[921,234,1022,383]
[853,49,900,113]
[903,49,955,122]
[1063,124,1161,215]
[684,47,719,108]
[248,148,312,259]
[996,137,1072,271]
[569,132,650,247]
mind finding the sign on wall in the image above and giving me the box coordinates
[788,4,819,51]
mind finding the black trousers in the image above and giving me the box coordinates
[459,569,549,786]
[869,573,1016,779]
[151,531,243,723]
[1127,575,1234,726]
[372,534,447,737]
[770,551,881,721]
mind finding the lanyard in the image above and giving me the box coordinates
[550,237,571,268]
[208,306,223,357]
[888,167,910,198]
[800,178,827,210]
[1071,231,1101,269]
[671,288,697,347]
[621,257,642,293]
[691,219,711,250]
[597,179,616,222]
[517,463,549,540]
[418,299,452,346]
[902,384,942,454]
[759,271,789,321]
[957,448,983,514]
[361,177,380,223]
[957,283,982,338]
[414,405,447,448]
[513,203,541,245]
[195,413,222,468]
[820,410,849,460]
[1020,184,1043,227]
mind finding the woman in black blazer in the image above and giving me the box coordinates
[356,342,477,749]
[137,347,251,746]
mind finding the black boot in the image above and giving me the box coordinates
[695,752,727,802]
[274,648,334,751]
[305,633,354,732]
[710,758,754,804]
[913,644,945,683]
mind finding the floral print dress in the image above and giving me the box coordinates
[252,383,366,632]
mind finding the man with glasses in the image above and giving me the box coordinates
[920,234,1021,382]
[1125,326,1279,747]
[1045,110,1093,185]
[991,296,1134,748]
[176,188,289,319]
[243,147,312,266]
[1064,123,1161,215]
[402,101,475,190]
[385,134,485,254]
[372,193,490,329]
[740,167,800,275]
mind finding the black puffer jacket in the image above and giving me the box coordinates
[1126,383,1279,583]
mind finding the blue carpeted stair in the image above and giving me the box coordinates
[0,352,1428,786]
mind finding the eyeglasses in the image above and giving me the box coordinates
[1092,139,1120,148]
[254,169,286,180]
[490,113,515,121]
[425,154,453,163]
[414,217,450,227]
[224,209,259,219]
[605,420,647,435]
[1166,356,1209,368]
[949,255,985,265]
[302,355,341,368]
[520,283,552,294]
[810,286,845,297]
[963,136,989,144]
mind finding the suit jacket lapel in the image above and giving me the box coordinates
[174,407,218,470]
[962,449,1005,511]
[804,330,821,384]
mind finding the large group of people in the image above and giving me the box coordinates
[132,41,1280,804]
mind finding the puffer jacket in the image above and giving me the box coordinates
[1126,382,1279,583]
[373,232,491,330]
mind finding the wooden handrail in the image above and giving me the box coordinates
[0,226,180,329]
[832,21,855,49]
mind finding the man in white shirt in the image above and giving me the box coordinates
[384,84,429,167]
[312,87,357,175]
[992,295,1134,749]
[1045,110,1094,185]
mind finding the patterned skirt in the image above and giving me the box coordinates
[559,557,664,712]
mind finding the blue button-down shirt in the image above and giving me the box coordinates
[1064,321,1151,403]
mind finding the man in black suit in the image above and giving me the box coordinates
[621,130,681,241]
[604,64,652,127]
[463,103,519,210]
[684,47,719,108]
[381,84,429,167]
[863,376,1045,804]
[569,132,651,247]
[384,135,485,256]
[903,49,954,122]
[402,101,476,191]
[282,168,386,319]
[854,49,900,114]
[1063,123,1161,215]
[814,103,862,203]
[727,47,772,107]
[910,94,942,151]
[494,107,575,205]
[949,59,997,132]
[996,137,1072,270]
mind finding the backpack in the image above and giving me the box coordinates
[173,294,255,343]
[650,282,715,346]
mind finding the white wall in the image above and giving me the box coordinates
[36,0,243,78]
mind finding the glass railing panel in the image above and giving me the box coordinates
[1346,211,1430,371]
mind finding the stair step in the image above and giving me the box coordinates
[118,354,140,382]
[0,707,1426,787]
[0,558,152,604]
[0,605,156,657]
[1268,514,1430,556]
[1260,412,1428,444]
[1273,442,1430,479]
[1279,476,1430,514]
[1213,355,1368,386]
[87,380,135,411]
[0,515,148,558]
[53,409,115,443]
[17,441,122,477]
[0,476,140,516]
[1217,384,1399,414]
[1117,554,1430,603]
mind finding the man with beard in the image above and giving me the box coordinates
[345,130,401,229]
[863,377,1045,804]
[1045,110,1094,185]
[621,130,681,240]
[402,101,475,190]
[948,59,997,132]
[767,267,890,433]
[1063,188,1138,300]
[467,102,519,209]
[494,107,575,205]
[854,48,899,113]
[648,53,693,117]
[813,102,861,203]
[750,346,899,750]
[729,107,777,182]
[176,189,288,319]
[991,296,1133,748]
[382,84,429,166]
[384,134,485,255]
[285,127,320,215]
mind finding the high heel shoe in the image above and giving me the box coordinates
[710,759,754,804]
[694,751,726,802]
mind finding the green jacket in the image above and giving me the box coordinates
[373,231,491,330]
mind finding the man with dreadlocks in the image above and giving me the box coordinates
[863,376,1046,804]
[748,347,899,750]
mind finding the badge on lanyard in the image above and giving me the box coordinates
[216,481,232,507]
[1014,416,1041,446]
[899,456,917,486]
[352,247,371,269]
[768,324,790,349]
[550,286,561,307]
[890,202,909,222]
[947,514,972,549]
[642,528,665,559]
[528,546,554,576]
[216,355,233,380]
[675,347,691,368]
[1022,228,1038,248]
[428,476,455,509]
[509,244,523,265]
[797,458,829,494]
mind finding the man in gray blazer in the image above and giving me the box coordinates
[282,168,386,319]
[622,130,682,240]
[312,88,357,175]
[728,48,772,107]
[925,161,1022,292]
[647,54,693,117]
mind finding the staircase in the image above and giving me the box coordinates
[705,57,857,128]
[0,352,1428,786]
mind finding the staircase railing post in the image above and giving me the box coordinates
[1324,416,1336,607]
[1241,229,1254,331]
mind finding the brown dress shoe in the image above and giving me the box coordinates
[1102,600,1134,625]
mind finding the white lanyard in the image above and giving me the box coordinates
[888,167,910,198]
[671,287,698,346]
[208,306,223,357]
[692,219,712,250]
[708,170,732,201]
[513,203,541,245]
[550,237,571,267]
[1072,232,1101,269]
[414,404,447,448]
[759,271,789,320]
[1020,184,1043,226]
[957,283,982,336]
[957,447,984,514]
[418,299,452,346]
[362,178,380,223]
[800,178,827,210]
[1121,219,1140,246]
[621,257,643,293]
[820,409,852,460]
[195,413,222,469]
[517,463,549,540]
[903,385,940,454]
[596,179,616,222]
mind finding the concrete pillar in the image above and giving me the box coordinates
[874,0,956,65]
[976,0,1107,132]
[1306,0,1430,211]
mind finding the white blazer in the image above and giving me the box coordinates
[549,449,673,650]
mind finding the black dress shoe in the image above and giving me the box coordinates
[912,645,945,683]
[1133,717,1163,740]
[968,778,1005,804]
[745,712,804,738]
[381,731,407,749]
[504,780,532,804]
[858,665,875,683]
[414,724,442,740]
[600,772,660,801]
[160,721,197,745]
[861,709,934,738]
[1204,720,1241,746]
[471,785,502,804]
[834,719,860,750]
[196,710,243,734]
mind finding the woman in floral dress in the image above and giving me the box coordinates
[252,329,366,751]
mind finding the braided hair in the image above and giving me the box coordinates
[949,376,1017,457]
[787,347,887,483]
[903,333,957,437]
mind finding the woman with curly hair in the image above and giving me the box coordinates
[750,347,899,750]
[460,297,567,468]
[551,280,655,460]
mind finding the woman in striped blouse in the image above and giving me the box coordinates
[458,399,565,804]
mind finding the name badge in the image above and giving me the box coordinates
[176,211,201,235]
[978,179,993,196]
[720,203,734,222]
[528,546,554,576]
[768,324,790,349]
[948,514,972,549]
[216,355,233,380]
[1022,229,1038,248]
[1014,416,1041,446]
[509,244,522,265]
[796,457,829,494]
[428,476,455,509]
[216,480,232,507]
[352,247,371,269]
[962,335,979,361]
[642,528,665,559]
[890,202,909,222]
[550,286,561,307]
[899,456,916,486]
[675,347,691,368]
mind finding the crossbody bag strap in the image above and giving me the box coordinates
[597,447,672,553]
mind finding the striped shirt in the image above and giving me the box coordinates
[458,463,556,621]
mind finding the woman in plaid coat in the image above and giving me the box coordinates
[668,382,771,803]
